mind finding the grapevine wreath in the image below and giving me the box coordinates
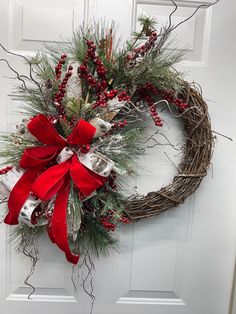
[0,8,215,298]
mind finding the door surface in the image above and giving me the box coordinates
[0,1,236,314]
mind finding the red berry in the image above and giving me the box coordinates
[87,40,94,46]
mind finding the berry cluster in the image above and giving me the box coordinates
[92,90,130,109]
[126,31,158,65]
[100,216,116,231]
[137,82,188,126]
[141,82,159,95]
[78,39,131,110]
[117,91,130,102]
[55,54,67,80]
[159,89,188,110]
[80,144,90,154]
[79,64,97,88]
[92,93,107,109]
[137,83,162,126]
[105,89,118,99]
[119,216,130,224]
[141,82,188,110]
[86,40,107,79]
[100,210,130,232]
[112,119,128,129]
[149,104,163,127]
[78,39,108,92]
[0,166,12,175]
[54,64,73,115]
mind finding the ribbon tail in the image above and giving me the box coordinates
[47,176,80,264]
[4,167,41,225]
[20,145,60,169]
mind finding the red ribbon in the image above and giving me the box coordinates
[4,114,106,264]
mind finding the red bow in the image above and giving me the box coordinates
[4,114,105,264]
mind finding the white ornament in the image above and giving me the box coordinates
[90,117,112,138]
[107,96,126,112]
[78,152,114,177]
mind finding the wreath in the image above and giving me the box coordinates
[0,8,215,300]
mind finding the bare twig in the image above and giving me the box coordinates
[0,58,29,89]
[0,43,48,108]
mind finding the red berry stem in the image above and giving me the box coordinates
[92,89,130,110]
[119,216,130,224]
[85,40,107,80]
[55,54,67,80]
[79,63,97,89]
[137,82,188,126]
[78,39,108,94]
[148,102,163,127]
[0,166,13,175]
[100,217,116,231]
[126,31,158,66]
[158,89,188,110]
[54,63,73,117]
[112,119,128,129]
[144,82,188,109]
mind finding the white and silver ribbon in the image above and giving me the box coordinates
[0,168,47,226]
[89,117,112,138]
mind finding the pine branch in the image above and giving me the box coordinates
[77,215,119,257]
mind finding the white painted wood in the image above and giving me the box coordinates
[1,0,236,313]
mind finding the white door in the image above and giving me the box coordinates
[0,0,236,313]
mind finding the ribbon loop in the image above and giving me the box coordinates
[4,167,42,225]
[20,146,59,168]
[67,119,96,145]
[28,114,67,146]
